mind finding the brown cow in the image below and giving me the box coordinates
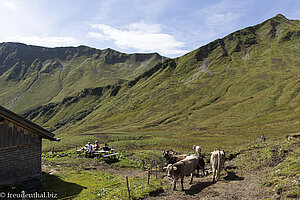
[163,148,206,177]
[162,150,188,165]
[210,150,225,182]
[164,154,199,190]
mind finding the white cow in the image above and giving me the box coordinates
[193,145,201,157]
[210,150,225,182]
[193,145,206,176]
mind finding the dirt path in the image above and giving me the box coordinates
[146,161,275,200]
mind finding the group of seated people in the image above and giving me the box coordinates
[84,141,111,157]
[260,135,266,142]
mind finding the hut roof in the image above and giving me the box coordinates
[0,106,59,141]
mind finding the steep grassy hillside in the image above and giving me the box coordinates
[1,14,300,152]
[0,43,163,113]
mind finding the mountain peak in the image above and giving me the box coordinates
[273,14,288,21]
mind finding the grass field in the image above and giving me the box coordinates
[37,135,300,199]
[41,149,166,200]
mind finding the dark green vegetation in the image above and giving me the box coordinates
[0,14,300,154]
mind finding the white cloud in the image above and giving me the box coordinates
[200,0,252,34]
[206,12,241,28]
[89,22,187,57]
[125,22,162,33]
[1,0,17,11]
[87,32,109,41]
[4,36,79,47]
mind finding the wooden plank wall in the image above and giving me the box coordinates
[0,118,40,149]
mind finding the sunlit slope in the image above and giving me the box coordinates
[64,14,300,135]
[13,14,300,139]
[0,43,163,113]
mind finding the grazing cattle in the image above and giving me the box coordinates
[210,150,226,182]
[193,145,206,177]
[162,150,189,165]
[164,155,199,190]
[193,145,201,157]
[163,148,206,177]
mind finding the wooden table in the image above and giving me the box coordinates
[94,149,118,158]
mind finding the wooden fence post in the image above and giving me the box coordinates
[142,159,145,169]
[147,168,151,185]
[155,161,158,179]
[126,176,130,199]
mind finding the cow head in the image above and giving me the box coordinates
[221,150,225,156]
[193,145,201,156]
[162,149,176,159]
[163,164,177,179]
[162,150,170,159]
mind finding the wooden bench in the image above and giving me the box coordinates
[102,153,119,158]
[94,149,115,157]
[77,148,117,158]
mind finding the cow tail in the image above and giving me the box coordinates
[217,151,221,173]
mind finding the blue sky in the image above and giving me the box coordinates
[0,0,299,58]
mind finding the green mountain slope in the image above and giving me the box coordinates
[1,14,300,151]
[0,43,163,113]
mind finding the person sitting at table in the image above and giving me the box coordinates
[93,141,99,152]
[102,143,111,151]
[260,135,266,142]
[85,142,93,157]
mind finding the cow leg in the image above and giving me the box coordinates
[202,167,205,177]
[212,167,216,182]
[197,168,200,177]
[173,178,177,190]
[181,177,184,191]
[190,173,194,184]
[217,169,221,181]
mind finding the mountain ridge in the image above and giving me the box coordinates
[0,42,164,112]
[0,14,300,151]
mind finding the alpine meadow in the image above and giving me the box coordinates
[0,14,300,199]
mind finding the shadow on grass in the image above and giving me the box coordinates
[43,172,86,199]
[101,158,120,164]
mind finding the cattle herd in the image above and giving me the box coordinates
[162,145,225,191]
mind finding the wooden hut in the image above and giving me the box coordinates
[0,106,59,184]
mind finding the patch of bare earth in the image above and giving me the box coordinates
[146,160,275,200]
